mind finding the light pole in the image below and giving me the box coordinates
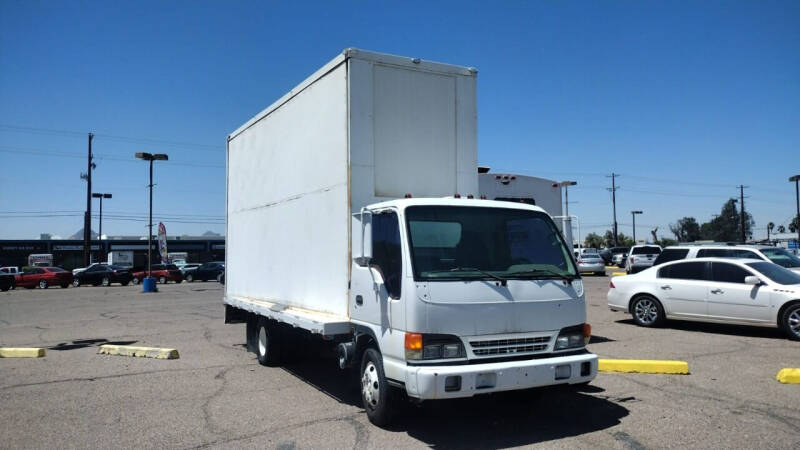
[791,175,800,248]
[135,152,168,291]
[91,193,112,240]
[631,210,642,242]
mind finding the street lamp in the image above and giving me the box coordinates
[791,175,800,249]
[91,193,112,240]
[631,210,643,242]
[135,152,168,292]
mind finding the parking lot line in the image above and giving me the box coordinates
[776,368,800,384]
[598,359,689,374]
[0,347,46,358]
[98,344,179,359]
[611,272,626,276]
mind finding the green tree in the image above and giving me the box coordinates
[658,237,678,247]
[583,233,605,249]
[700,199,754,242]
[791,215,800,233]
[669,217,701,242]
[777,225,786,233]
[602,230,634,248]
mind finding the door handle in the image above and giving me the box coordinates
[711,289,724,294]
[660,285,672,290]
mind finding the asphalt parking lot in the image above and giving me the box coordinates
[1,273,799,449]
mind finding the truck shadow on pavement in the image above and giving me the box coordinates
[282,355,628,448]
[616,318,786,340]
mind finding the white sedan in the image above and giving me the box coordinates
[608,257,800,340]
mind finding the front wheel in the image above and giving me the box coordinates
[360,347,396,427]
[631,295,665,327]
[39,279,48,289]
[158,276,166,284]
[73,279,81,287]
[185,274,193,282]
[101,277,110,287]
[781,303,800,341]
[132,277,140,285]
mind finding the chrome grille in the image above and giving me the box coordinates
[469,336,550,356]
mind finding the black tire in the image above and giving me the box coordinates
[158,276,166,284]
[255,319,281,366]
[781,303,800,341]
[246,317,257,353]
[360,347,396,427]
[132,277,140,285]
[630,295,665,327]
[60,284,69,288]
[73,278,81,287]
[39,279,48,289]
[186,274,194,282]
[1,285,9,292]
[595,271,605,276]
[121,281,129,286]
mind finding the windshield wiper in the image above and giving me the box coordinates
[428,267,508,286]
[508,268,576,283]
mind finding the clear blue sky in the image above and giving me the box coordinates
[1,0,798,241]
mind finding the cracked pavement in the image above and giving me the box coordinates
[1,276,799,449]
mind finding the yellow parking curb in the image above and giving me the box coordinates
[605,266,616,269]
[612,272,626,276]
[0,347,46,358]
[599,359,689,374]
[776,368,800,384]
[98,344,179,360]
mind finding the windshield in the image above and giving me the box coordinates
[746,262,800,285]
[759,248,800,268]
[405,205,577,281]
[632,246,661,255]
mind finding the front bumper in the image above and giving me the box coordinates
[389,352,598,400]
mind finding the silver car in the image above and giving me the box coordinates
[577,252,606,276]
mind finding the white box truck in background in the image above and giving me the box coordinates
[107,251,134,267]
[224,49,596,426]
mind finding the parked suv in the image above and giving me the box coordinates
[609,247,630,267]
[73,264,132,287]
[185,261,224,282]
[626,245,662,274]
[653,244,800,273]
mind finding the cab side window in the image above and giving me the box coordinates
[371,211,402,299]
[711,262,751,284]
[658,262,708,280]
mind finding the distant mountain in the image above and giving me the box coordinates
[202,230,221,237]
[69,228,98,240]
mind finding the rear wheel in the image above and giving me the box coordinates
[631,295,665,327]
[73,278,81,287]
[186,274,194,282]
[256,319,281,366]
[781,303,800,341]
[360,347,396,427]
[132,277,140,285]
[39,279,48,289]
[101,277,110,287]
[158,276,166,284]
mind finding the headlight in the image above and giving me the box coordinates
[405,333,465,360]
[555,324,591,350]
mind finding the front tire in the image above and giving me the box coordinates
[360,347,396,427]
[101,277,110,287]
[781,303,800,341]
[186,274,194,282]
[39,279,48,289]
[158,276,166,284]
[631,295,665,327]
[132,277,140,285]
[73,279,81,287]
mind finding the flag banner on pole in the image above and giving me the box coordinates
[158,222,168,263]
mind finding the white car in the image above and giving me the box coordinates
[653,244,800,273]
[608,257,800,340]
[625,245,662,274]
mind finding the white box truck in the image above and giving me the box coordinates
[224,49,597,426]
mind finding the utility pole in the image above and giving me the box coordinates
[83,133,94,266]
[738,185,748,243]
[631,210,642,242]
[607,173,620,246]
[790,175,800,248]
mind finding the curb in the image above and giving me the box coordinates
[599,359,689,374]
[98,344,179,360]
[0,347,46,358]
[776,368,800,384]
[611,272,627,276]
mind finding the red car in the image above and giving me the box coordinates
[131,264,183,285]
[15,267,74,289]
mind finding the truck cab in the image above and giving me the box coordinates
[345,198,596,424]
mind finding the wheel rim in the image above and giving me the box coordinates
[187,275,193,282]
[39,280,46,288]
[634,298,658,324]
[132,278,139,285]
[361,361,380,409]
[258,326,268,357]
[102,278,109,286]
[73,279,79,287]
[159,277,166,284]
[788,309,800,338]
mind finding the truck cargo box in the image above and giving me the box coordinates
[226,49,478,322]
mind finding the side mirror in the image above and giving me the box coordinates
[354,210,373,267]
[744,276,761,285]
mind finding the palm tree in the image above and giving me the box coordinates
[778,225,786,234]
[767,222,775,242]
